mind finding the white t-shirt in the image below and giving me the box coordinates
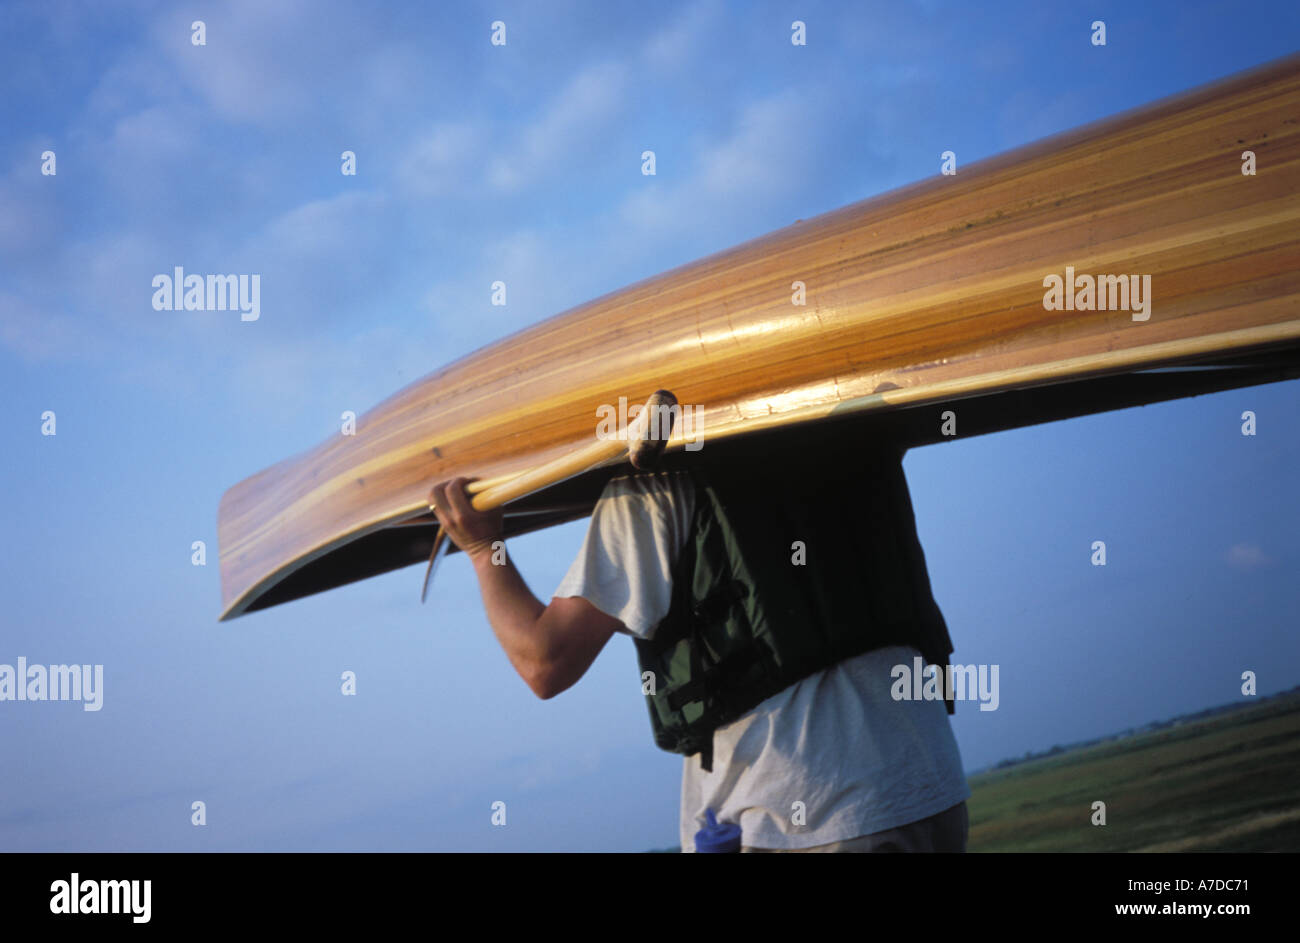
[554,469,970,851]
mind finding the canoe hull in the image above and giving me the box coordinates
[218,53,1300,620]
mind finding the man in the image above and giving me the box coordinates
[430,426,969,852]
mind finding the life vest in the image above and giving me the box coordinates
[634,435,954,771]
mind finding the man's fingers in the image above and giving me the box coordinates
[442,477,476,518]
[426,477,504,561]
[429,480,450,516]
[430,477,502,545]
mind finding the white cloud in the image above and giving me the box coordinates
[616,88,823,240]
[398,121,487,198]
[0,292,93,362]
[486,61,628,193]
[153,1,314,124]
[642,0,724,73]
[108,105,194,158]
[421,227,576,349]
[0,164,58,255]
[261,190,387,258]
[1225,543,1272,570]
[148,0,408,130]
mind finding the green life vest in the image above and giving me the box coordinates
[635,436,954,770]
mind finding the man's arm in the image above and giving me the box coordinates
[430,477,624,700]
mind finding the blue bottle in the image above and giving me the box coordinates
[693,808,742,853]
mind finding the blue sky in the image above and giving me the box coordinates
[1,0,1297,851]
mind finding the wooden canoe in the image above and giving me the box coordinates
[218,52,1300,621]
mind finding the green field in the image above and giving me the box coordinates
[967,690,1300,852]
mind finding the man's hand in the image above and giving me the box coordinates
[429,477,504,562]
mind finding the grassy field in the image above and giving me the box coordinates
[967,690,1300,852]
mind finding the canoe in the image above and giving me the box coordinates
[217,52,1300,621]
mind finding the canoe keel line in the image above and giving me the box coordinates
[218,53,1300,621]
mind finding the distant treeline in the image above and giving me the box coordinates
[984,685,1300,773]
